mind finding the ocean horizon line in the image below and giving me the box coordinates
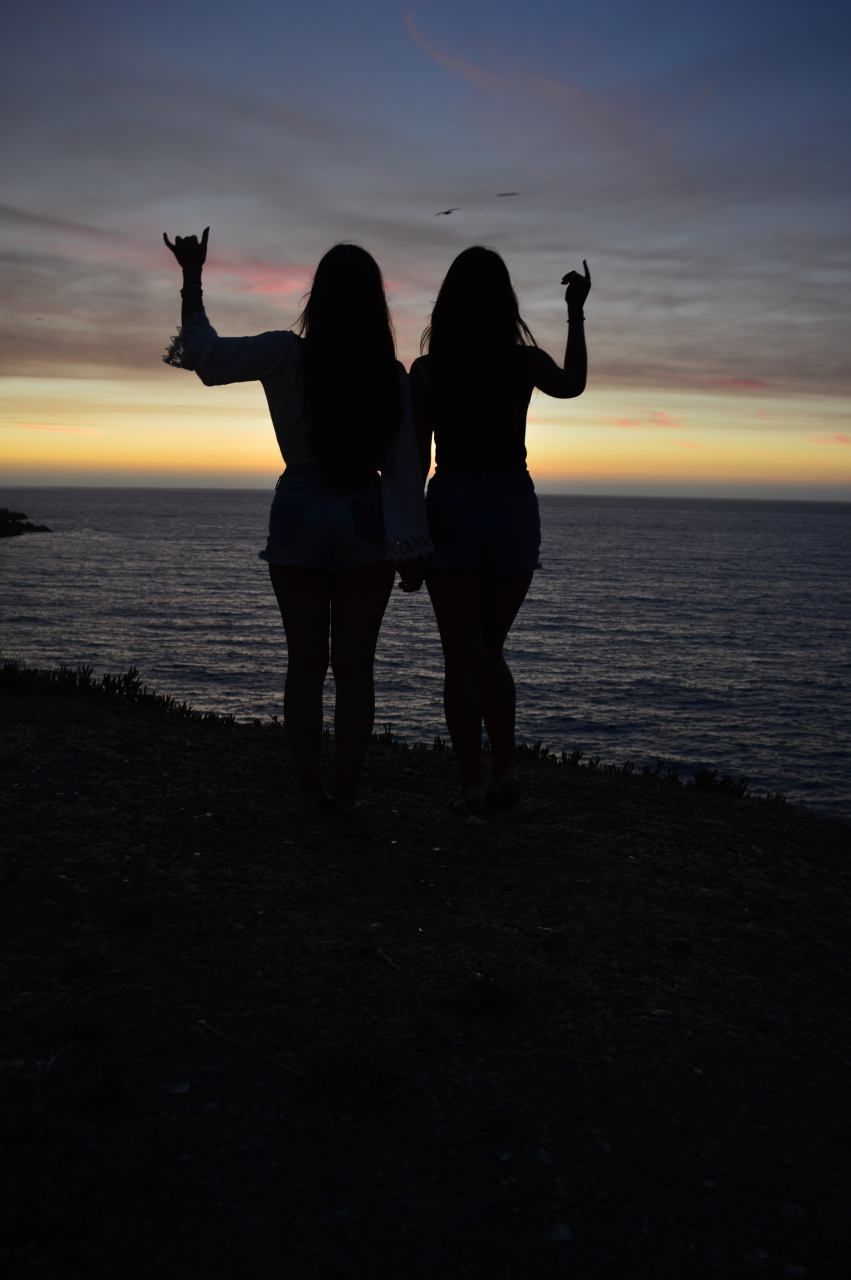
[2,483,850,506]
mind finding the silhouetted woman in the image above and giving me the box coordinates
[164,229,429,812]
[411,247,590,813]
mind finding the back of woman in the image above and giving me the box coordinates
[420,345,536,475]
[163,232,429,813]
[411,246,591,813]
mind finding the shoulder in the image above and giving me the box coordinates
[251,328,299,352]
[522,344,554,376]
[273,330,301,364]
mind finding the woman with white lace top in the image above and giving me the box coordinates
[163,228,429,813]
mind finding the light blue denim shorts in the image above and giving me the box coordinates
[426,468,541,574]
[259,465,387,571]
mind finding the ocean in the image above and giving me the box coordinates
[2,486,850,816]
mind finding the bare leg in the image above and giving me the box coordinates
[329,561,395,810]
[269,565,331,807]
[425,572,486,790]
[480,572,533,777]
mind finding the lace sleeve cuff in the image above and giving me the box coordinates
[162,309,218,372]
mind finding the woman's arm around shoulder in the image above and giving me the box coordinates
[162,227,297,385]
[527,258,591,399]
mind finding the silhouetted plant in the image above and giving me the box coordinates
[0,660,234,724]
[693,767,749,798]
[521,740,559,763]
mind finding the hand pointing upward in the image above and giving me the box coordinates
[561,259,591,315]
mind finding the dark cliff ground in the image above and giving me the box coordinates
[2,663,849,1279]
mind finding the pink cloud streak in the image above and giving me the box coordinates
[609,411,685,430]
[809,433,851,445]
[224,263,313,297]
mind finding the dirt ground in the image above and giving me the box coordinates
[2,670,850,1278]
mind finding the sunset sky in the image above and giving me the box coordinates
[2,0,850,497]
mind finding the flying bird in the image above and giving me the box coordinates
[495,192,520,197]
[434,208,460,216]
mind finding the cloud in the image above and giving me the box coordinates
[0,204,169,277]
[405,11,501,92]
[216,261,313,298]
[405,11,695,196]
[0,203,126,241]
[705,377,771,390]
[809,433,851,445]
[610,411,685,430]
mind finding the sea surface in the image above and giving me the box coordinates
[2,487,850,816]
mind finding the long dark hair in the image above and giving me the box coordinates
[421,246,536,363]
[297,243,401,489]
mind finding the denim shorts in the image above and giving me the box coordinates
[426,469,541,574]
[259,465,387,571]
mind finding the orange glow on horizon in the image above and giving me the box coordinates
[2,374,850,497]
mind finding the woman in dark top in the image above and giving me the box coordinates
[411,246,590,813]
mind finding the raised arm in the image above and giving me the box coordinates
[529,259,591,399]
[163,227,208,327]
[162,227,295,384]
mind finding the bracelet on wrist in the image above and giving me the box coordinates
[567,312,585,324]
